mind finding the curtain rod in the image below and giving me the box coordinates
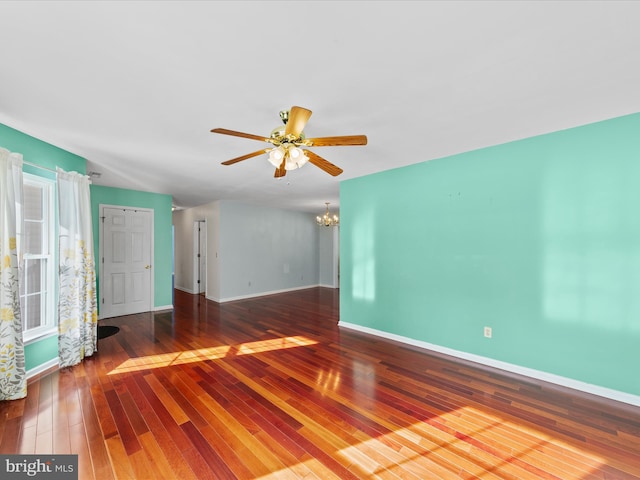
[22,160,58,174]
[22,162,92,178]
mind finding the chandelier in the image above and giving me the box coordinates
[316,202,339,227]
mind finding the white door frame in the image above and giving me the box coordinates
[193,220,206,294]
[333,226,340,288]
[99,204,154,319]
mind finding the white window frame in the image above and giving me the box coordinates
[20,173,57,343]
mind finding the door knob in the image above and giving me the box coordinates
[145,265,151,269]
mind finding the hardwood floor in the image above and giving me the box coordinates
[1,288,639,479]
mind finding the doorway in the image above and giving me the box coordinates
[100,205,154,318]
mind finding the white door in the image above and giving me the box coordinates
[101,206,153,318]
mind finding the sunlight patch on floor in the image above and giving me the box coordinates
[332,405,610,479]
[108,336,318,375]
[340,406,609,479]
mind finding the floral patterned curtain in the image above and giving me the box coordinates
[0,148,26,400]
[57,169,98,368]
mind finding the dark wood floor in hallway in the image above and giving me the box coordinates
[1,288,639,479]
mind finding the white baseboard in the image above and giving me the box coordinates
[26,358,59,380]
[153,304,173,312]
[210,284,321,303]
[175,286,196,294]
[339,321,640,408]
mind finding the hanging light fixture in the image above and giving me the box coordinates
[316,202,339,227]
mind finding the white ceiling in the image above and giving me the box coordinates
[1,1,640,213]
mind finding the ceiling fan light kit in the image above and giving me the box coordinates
[211,106,367,178]
[267,144,310,171]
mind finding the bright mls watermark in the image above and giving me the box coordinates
[0,455,78,479]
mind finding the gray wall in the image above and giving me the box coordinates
[218,201,319,301]
[174,200,321,302]
[318,226,339,287]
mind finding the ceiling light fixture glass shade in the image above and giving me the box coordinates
[316,202,339,227]
[267,145,310,170]
[285,146,309,170]
[268,145,287,168]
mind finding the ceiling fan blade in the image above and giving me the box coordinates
[284,106,312,137]
[274,162,287,178]
[211,128,271,143]
[306,135,368,147]
[305,150,344,176]
[221,148,271,166]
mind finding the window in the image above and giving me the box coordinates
[20,174,56,341]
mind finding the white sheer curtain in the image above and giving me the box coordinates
[57,169,98,368]
[0,148,26,400]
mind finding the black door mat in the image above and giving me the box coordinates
[97,325,120,339]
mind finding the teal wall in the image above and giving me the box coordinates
[24,337,58,372]
[90,185,173,309]
[1,123,86,373]
[340,113,640,397]
[0,123,85,174]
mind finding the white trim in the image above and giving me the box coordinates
[26,358,59,379]
[175,285,196,294]
[339,321,640,408]
[21,174,56,338]
[23,328,57,346]
[208,284,320,303]
[193,220,206,294]
[153,304,173,312]
[332,226,340,288]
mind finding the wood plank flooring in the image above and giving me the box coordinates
[1,287,639,479]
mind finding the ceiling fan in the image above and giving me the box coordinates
[211,106,367,178]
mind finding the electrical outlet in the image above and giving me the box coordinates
[484,326,492,338]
